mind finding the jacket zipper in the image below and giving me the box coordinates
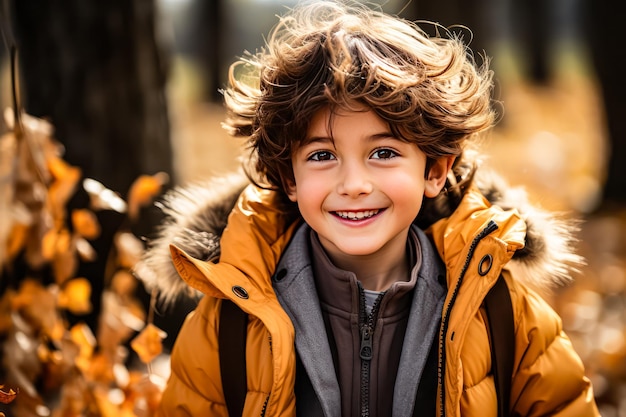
[260,395,269,416]
[358,283,385,417]
[437,220,498,417]
[260,334,272,416]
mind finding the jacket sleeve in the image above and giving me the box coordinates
[156,296,228,417]
[157,184,298,416]
[508,278,600,416]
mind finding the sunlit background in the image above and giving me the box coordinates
[1,0,625,415]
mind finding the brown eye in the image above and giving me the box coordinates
[309,151,335,161]
[371,148,398,159]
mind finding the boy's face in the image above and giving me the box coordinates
[287,105,452,264]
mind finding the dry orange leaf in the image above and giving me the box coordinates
[128,374,166,414]
[58,278,92,315]
[10,279,66,341]
[84,352,115,385]
[75,236,97,262]
[47,154,75,181]
[71,209,101,240]
[110,270,137,297]
[70,323,96,373]
[48,316,67,342]
[43,228,79,285]
[5,222,29,260]
[70,323,96,355]
[0,292,14,334]
[127,172,169,220]
[83,178,128,213]
[10,279,44,310]
[93,387,138,417]
[115,232,144,269]
[0,385,17,404]
[41,229,57,261]
[52,244,78,286]
[130,323,167,364]
[41,228,71,261]
[47,162,82,220]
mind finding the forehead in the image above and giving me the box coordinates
[305,104,389,139]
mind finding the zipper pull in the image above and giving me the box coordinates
[360,324,373,360]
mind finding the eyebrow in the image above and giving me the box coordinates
[301,132,395,147]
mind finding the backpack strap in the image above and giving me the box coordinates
[219,299,248,417]
[485,273,515,417]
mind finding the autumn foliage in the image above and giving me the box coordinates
[0,108,170,416]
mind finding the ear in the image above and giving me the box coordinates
[424,156,455,198]
[285,179,298,202]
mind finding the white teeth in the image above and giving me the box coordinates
[335,210,379,220]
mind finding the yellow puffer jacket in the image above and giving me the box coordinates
[141,177,600,417]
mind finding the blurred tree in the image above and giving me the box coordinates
[160,0,227,103]
[195,0,224,103]
[584,0,626,208]
[13,0,173,201]
[402,0,497,64]
[9,0,175,333]
[405,0,590,86]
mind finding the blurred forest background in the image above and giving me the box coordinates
[0,0,625,415]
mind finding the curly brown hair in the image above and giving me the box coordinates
[222,0,496,198]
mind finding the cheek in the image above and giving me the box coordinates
[291,171,329,206]
[380,171,425,212]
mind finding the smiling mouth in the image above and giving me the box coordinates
[334,209,380,220]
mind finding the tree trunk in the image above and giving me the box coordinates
[14,0,173,200]
[12,0,174,331]
[584,0,626,207]
[403,0,496,60]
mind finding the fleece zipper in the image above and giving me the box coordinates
[437,220,499,417]
[358,283,386,417]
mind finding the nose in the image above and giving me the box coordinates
[336,160,373,197]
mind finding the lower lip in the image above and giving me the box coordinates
[332,210,383,226]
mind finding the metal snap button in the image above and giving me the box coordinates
[274,268,287,281]
[478,254,493,276]
[232,285,249,299]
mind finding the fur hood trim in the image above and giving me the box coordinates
[135,172,248,302]
[473,171,584,291]
[135,169,583,302]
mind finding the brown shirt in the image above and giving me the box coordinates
[310,228,422,417]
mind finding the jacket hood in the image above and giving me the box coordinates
[135,172,249,302]
[135,169,583,302]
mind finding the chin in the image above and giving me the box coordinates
[334,244,382,257]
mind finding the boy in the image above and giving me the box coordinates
[138,1,600,416]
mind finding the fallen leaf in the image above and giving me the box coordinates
[52,236,78,285]
[115,232,144,269]
[71,208,101,240]
[127,172,169,220]
[5,222,29,261]
[83,178,127,213]
[42,227,73,260]
[130,324,167,364]
[110,270,137,297]
[47,158,82,220]
[128,373,166,415]
[70,323,96,373]
[75,236,97,262]
[11,279,66,341]
[58,278,92,315]
[0,385,17,404]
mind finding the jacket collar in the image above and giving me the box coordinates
[137,168,583,301]
[272,224,342,417]
[272,224,447,417]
